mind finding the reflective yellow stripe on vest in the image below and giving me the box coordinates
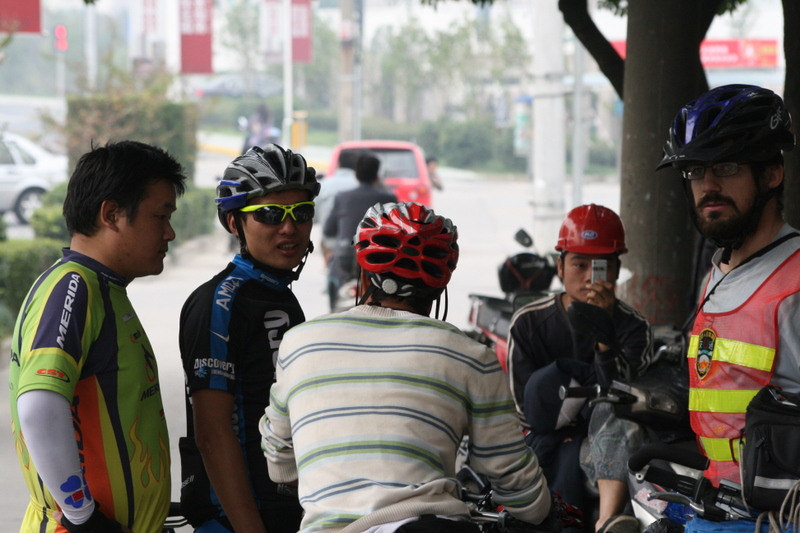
[699,435,744,462]
[689,388,759,413]
[687,336,775,372]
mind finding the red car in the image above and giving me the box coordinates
[325,140,433,207]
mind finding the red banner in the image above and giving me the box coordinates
[292,0,312,63]
[0,0,41,34]
[180,0,213,74]
[262,0,313,64]
[611,39,778,69]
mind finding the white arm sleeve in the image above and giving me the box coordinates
[17,390,96,524]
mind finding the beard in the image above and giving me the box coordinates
[693,192,755,244]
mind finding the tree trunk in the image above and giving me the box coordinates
[558,0,624,98]
[617,0,708,327]
[783,0,800,228]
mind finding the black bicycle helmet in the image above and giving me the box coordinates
[657,84,794,170]
[216,144,320,232]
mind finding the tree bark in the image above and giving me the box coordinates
[617,0,709,327]
[558,0,625,98]
[783,0,800,228]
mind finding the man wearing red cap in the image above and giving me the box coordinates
[507,204,653,533]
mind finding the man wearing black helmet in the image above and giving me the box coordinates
[658,84,800,528]
[260,202,582,533]
[178,145,320,533]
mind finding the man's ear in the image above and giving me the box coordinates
[227,211,240,237]
[99,200,121,230]
[763,164,784,190]
[556,255,565,279]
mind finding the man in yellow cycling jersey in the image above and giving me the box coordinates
[9,141,187,533]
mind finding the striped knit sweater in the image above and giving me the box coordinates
[260,304,551,532]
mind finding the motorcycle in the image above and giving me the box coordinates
[466,229,558,371]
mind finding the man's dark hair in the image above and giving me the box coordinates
[751,152,786,213]
[356,153,381,184]
[338,149,361,171]
[426,156,438,165]
[63,140,187,236]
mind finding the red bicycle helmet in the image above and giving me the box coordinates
[556,204,627,255]
[355,202,459,297]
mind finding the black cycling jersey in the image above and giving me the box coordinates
[179,254,304,526]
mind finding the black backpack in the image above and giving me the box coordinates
[741,385,800,511]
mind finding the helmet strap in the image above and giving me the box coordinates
[240,241,314,283]
[291,241,315,281]
[233,215,248,254]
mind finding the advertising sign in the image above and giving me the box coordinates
[261,0,313,64]
[611,39,779,69]
[180,0,213,74]
[0,0,41,34]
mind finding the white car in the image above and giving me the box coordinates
[0,132,68,224]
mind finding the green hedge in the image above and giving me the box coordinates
[0,239,64,335]
[172,187,218,246]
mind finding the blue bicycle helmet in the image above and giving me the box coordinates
[216,144,320,232]
[657,84,794,170]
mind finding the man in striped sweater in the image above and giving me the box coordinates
[260,202,555,533]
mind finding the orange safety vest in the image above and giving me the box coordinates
[687,248,800,486]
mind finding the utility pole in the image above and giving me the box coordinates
[571,39,586,208]
[338,0,355,141]
[282,0,294,148]
[353,0,363,140]
[84,3,97,92]
[530,1,566,253]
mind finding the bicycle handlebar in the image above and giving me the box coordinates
[559,385,603,400]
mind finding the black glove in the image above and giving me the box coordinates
[60,505,123,533]
[549,489,584,529]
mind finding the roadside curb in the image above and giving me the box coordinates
[198,142,329,171]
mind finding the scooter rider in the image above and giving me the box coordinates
[260,202,582,533]
[657,84,800,532]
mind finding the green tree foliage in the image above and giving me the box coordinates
[40,50,198,179]
[367,13,530,123]
[219,0,263,96]
[294,11,339,110]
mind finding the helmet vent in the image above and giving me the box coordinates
[366,252,396,265]
[423,245,449,259]
[421,261,443,278]
[396,258,419,272]
[373,235,401,248]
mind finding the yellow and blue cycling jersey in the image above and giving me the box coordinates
[9,249,170,533]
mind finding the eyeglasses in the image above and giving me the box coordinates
[681,162,747,180]
[239,201,315,225]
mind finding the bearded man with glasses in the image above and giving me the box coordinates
[178,144,320,533]
[657,84,800,533]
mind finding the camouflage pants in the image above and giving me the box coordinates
[579,402,645,483]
